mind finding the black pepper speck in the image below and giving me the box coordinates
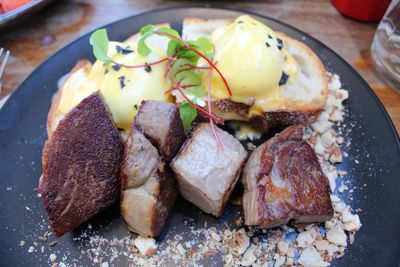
[118,76,126,89]
[116,45,134,55]
[112,64,121,71]
[144,63,152,73]
[266,42,270,48]
[279,72,289,86]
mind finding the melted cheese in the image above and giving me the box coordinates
[57,40,171,131]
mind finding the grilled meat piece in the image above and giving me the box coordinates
[120,129,177,237]
[242,125,333,228]
[39,92,124,237]
[134,100,185,162]
[171,123,248,217]
[120,100,185,237]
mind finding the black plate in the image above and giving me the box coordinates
[0,6,399,267]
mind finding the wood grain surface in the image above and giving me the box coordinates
[0,0,399,132]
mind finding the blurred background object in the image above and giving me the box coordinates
[371,0,400,92]
[0,0,55,29]
[332,0,391,22]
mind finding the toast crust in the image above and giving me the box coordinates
[47,59,92,136]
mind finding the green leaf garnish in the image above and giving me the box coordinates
[167,40,178,56]
[140,24,155,35]
[179,102,197,130]
[157,27,180,38]
[90,29,112,63]
[138,31,154,56]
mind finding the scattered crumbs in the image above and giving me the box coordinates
[6,187,12,191]
[19,240,25,247]
[246,142,256,151]
[49,253,57,262]
[49,241,58,247]
[28,246,34,253]
[25,206,31,212]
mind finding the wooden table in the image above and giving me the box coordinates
[1,0,399,132]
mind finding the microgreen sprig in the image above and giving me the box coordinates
[90,26,232,149]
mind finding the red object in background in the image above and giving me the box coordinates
[1,0,32,13]
[332,0,391,22]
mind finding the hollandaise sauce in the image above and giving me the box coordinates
[208,15,298,116]
[58,41,171,131]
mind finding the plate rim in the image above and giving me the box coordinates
[2,4,398,144]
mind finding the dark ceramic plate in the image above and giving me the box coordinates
[0,0,54,29]
[0,6,399,267]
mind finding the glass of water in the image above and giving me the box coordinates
[371,0,400,92]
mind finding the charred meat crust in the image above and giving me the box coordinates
[150,163,177,236]
[242,125,333,228]
[39,92,124,237]
[134,100,186,162]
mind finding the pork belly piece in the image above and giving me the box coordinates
[171,123,248,217]
[242,125,333,228]
[120,129,177,237]
[120,100,185,237]
[39,92,124,237]
[134,100,185,162]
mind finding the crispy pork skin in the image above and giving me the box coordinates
[39,92,124,237]
[242,125,333,228]
[134,100,185,162]
[120,129,177,237]
[171,123,248,217]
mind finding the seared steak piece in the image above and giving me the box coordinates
[39,92,124,237]
[242,125,333,228]
[134,100,186,162]
[120,129,177,237]
[171,123,248,217]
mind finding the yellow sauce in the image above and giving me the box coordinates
[208,15,298,116]
[57,41,171,131]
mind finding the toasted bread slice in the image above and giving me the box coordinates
[182,18,328,132]
[47,59,93,136]
[39,92,124,236]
